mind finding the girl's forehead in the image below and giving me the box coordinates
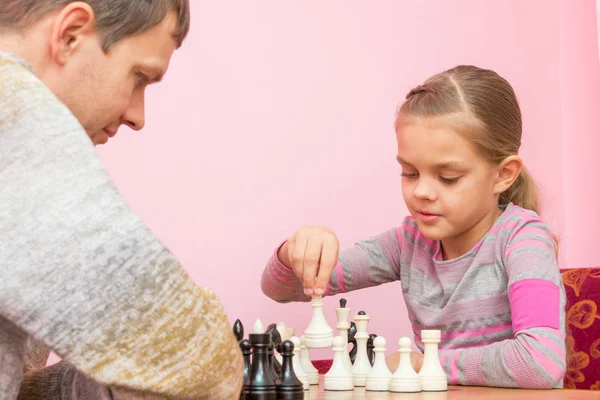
[396,120,485,167]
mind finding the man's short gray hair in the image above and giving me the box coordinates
[0,0,190,51]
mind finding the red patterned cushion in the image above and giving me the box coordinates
[561,267,600,390]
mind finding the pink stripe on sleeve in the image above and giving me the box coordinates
[509,279,559,333]
[449,349,463,384]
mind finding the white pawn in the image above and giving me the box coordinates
[300,335,319,385]
[418,330,447,391]
[365,336,392,391]
[290,336,310,390]
[324,336,354,391]
[351,312,372,386]
[304,295,334,347]
[390,337,421,392]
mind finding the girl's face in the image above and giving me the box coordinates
[396,117,503,258]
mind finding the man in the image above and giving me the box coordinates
[0,1,243,398]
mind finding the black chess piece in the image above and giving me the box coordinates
[348,321,357,364]
[265,323,283,379]
[339,298,347,308]
[244,333,277,400]
[240,339,252,392]
[367,334,377,366]
[276,340,303,400]
[233,319,244,342]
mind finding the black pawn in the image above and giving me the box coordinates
[348,321,357,364]
[244,333,277,400]
[367,334,377,366]
[276,340,303,400]
[339,298,347,308]
[233,319,244,342]
[240,339,252,389]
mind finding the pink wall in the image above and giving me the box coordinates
[90,0,600,359]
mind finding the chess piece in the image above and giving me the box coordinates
[418,330,447,391]
[390,337,421,392]
[299,335,319,384]
[266,323,283,379]
[324,336,354,391]
[289,336,309,390]
[276,340,304,400]
[348,321,357,364]
[275,322,287,364]
[240,339,252,389]
[351,311,372,386]
[335,298,353,371]
[304,295,333,348]
[367,334,377,366]
[233,319,244,342]
[365,336,392,391]
[254,319,265,334]
[244,333,277,399]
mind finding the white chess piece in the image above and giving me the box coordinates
[335,302,353,371]
[351,313,371,386]
[365,336,392,391]
[418,330,447,391]
[390,337,421,392]
[324,336,354,391]
[276,321,288,340]
[290,336,310,390]
[300,335,319,385]
[253,319,264,334]
[304,295,334,348]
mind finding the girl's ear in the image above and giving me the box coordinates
[493,155,522,195]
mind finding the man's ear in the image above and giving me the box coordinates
[493,155,523,195]
[50,2,96,65]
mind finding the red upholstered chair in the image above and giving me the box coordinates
[561,267,600,390]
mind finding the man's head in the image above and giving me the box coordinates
[0,1,190,145]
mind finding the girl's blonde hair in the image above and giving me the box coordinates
[397,65,539,213]
[396,65,558,254]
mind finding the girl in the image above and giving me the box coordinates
[261,65,566,389]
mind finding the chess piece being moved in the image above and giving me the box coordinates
[300,335,319,384]
[390,337,421,393]
[244,332,277,399]
[304,295,334,348]
[289,336,309,390]
[324,336,354,391]
[335,298,353,371]
[276,340,304,400]
[418,330,447,391]
[351,311,372,386]
[365,336,392,391]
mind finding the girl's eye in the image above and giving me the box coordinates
[136,72,150,87]
[440,176,460,184]
[401,172,419,179]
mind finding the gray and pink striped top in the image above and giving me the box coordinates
[261,203,566,389]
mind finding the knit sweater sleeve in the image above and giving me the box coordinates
[438,216,566,389]
[0,56,243,399]
[261,227,402,303]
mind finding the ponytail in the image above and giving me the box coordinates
[499,165,539,214]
